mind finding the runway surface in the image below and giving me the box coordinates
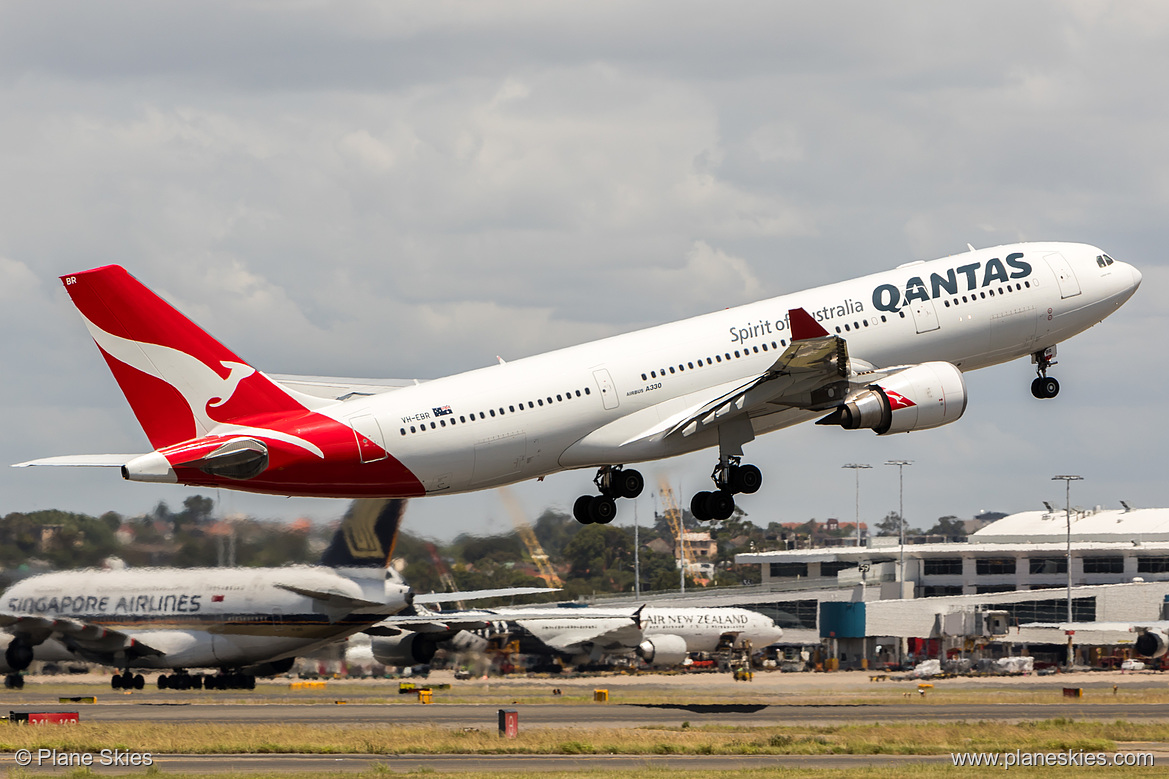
[8,700,1168,727]
[6,752,958,775]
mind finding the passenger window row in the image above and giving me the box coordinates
[400,386,592,435]
[834,314,890,334]
[639,340,790,382]
[940,280,1031,310]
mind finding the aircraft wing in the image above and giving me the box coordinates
[269,374,424,401]
[0,613,164,657]
[515,617,644,655]
[364,605,635,638]
[622,308,856,447]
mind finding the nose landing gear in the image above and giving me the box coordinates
[1031,347,1060,399]
[572,465,644,525]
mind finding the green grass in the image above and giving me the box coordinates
[1,719,1166,756]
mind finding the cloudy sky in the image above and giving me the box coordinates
[2,1,1166,543]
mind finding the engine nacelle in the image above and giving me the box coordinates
[817,361,967,435]
[636,634,689,667]
[371,633,438,667]
[1135,628,1169,659]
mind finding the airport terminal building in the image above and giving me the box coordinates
[590,506,1169,668]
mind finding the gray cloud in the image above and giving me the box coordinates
[1,1,1164,539]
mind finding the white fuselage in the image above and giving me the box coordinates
[0,566,408,672]
[517,606,784,656]
[327,242,1139,494]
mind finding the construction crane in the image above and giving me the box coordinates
[498,488,563,588]
[658,476,693,592]
[425,542,466,610]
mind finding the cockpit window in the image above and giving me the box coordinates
[1103,254,1115,265]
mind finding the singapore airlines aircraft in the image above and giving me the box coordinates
[0,500,549,690]
[16,243,1140,524]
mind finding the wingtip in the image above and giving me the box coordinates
[788,308,830,341]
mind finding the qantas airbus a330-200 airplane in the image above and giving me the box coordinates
[17,242,1140,524]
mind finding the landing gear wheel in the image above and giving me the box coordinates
[1031,377,1044,398]
[614,469,644,499]
[729,464,762,495]
[691,491,713,522]
[5,639,33,672]
[573,495,595,524]
[4,673,23,690]
[158,675,169,690]
[133,674,145,690]
[1040,377,1059,398]
[707,490,736,521]
[588,495,617,525]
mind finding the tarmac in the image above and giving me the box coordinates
[4,668,1168,773]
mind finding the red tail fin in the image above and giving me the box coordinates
[62,266,313,449]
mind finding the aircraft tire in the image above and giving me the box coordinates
[5,673,23,689]
[133,674,145,690]
[158,675,169,690]
[1041,377,1060,398]
[588,495,617,525]
[730,464,762,495]
[708,490,735,521]
[573,495,594,524]
[691,491,712,521]
[1031,377,1044,398]
[616,469,644,499]
[5,639,34,672]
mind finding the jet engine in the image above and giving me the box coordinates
[1135,628,1169,659]
[636,634,689,667]
[817,361,967,435]
[371,633,439,666]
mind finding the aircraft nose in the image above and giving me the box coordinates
[1131,264,1143,290]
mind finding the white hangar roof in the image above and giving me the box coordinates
[969,507,1169,544]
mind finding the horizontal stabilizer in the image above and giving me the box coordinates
[270,374,423,401]
[414,586,559,604]
[12,454,140,468]
[273,583,384,609]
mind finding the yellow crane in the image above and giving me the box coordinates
[658,476,693,581]
[498,488,563,588]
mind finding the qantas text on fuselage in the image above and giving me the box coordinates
[16,242,1140,525]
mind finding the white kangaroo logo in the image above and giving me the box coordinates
[80,314,325,458]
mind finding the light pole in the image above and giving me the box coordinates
[885,460,913,595]
[843,464,871,547]
[1053,474,1082,668]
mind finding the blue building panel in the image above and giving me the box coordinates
[819,601,866,638]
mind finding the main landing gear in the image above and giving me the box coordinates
[690,456,762,522]
[572,465,644,525]
[157,670,257,690]
[111,670,145,690]
[1031,347,1060,399]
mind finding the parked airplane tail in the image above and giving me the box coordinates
[60,266,323,451]
[319,498,407,568]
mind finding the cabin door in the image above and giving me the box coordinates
[1044,252,1082,299]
